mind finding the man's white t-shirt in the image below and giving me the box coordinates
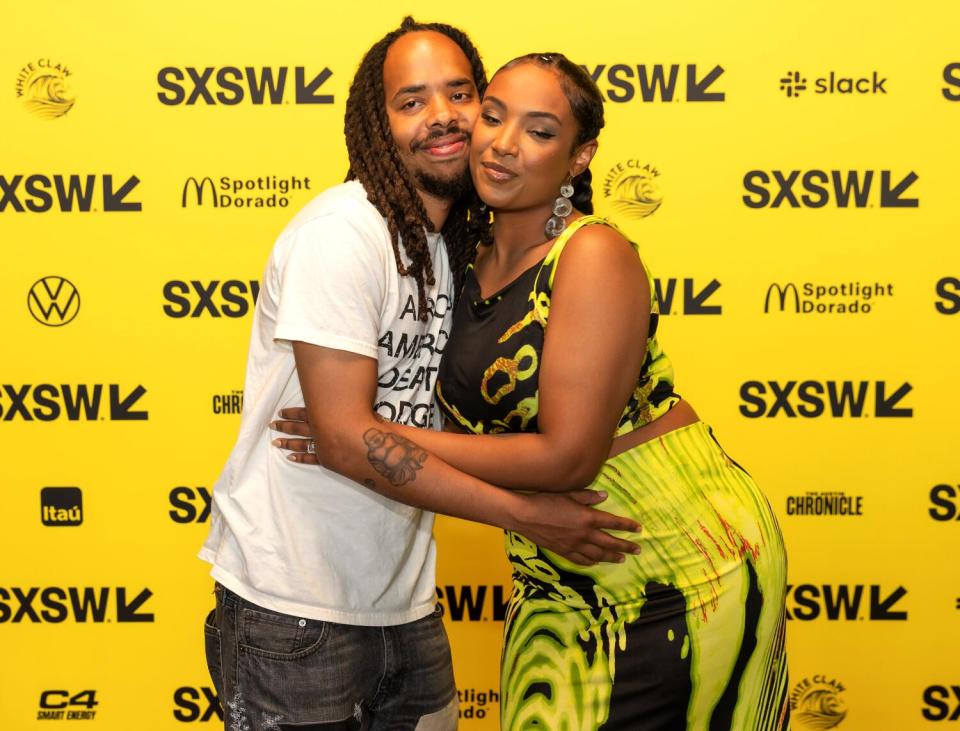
[199,180,453,625]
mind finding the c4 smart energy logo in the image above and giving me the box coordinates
[602,161,662,219]
[37,690,98,721]
[923,685,960,721]
[779,68,887,97]
[41,487,83,526]
[181,175,312,209]
[157,66,333,105]
[742,169,918,208]
[582,63,724,102]
[0,174,141,212]
[739,380,912,418]
[28,276,80,326]
[763,282,893,315]
[790,676,847,729]
[163,280,260,318]
[15,59,75,118]
[173,687,222,723]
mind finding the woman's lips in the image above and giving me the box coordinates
[481,161,518,182]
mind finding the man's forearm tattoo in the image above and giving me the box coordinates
[363,428,428,486]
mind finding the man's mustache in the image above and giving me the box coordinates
[410,125,471,153]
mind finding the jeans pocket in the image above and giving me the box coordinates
[239,606,327,660]
[203,608,224,699]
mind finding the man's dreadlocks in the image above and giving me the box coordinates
[344,16,492,320]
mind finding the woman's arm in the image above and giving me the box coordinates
[292,341,641,565]
[279,225,649,492]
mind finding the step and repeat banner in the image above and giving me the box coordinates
[2,1,957,729]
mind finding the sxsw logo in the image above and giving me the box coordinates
[742,169,918,208]
[0,384,147,421]
[28,276,80,326]
[163,280,260,318]
[785,584,907,621]
[936,277,960,314]
[37,690,98,721]
[739,380,913,418]
[436,584,509,622]
[157,66,333,105]
[923,685,960,721]
[654,278,721,315]
[929,484,960,522]
[0,587,153,622]
[943,63,960,100]
[41,487,82,526]
[169,487,212,524]
[0,174,141,212]
[582,63,724,103]
[173,687,222,723]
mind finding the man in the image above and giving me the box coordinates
[201,18,636,731]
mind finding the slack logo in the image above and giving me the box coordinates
[582,63,724,103]
[742,169,918,208]
[157,66,333,105]
[0,174,141,212]
[41,487,82,526]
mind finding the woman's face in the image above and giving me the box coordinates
[470,63,588,212]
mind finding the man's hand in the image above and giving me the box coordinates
[271,407,317,464]
[511,491,642,566]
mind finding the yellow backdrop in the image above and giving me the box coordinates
[2,1,958,729]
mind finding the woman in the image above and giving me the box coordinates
[278,54,789,730]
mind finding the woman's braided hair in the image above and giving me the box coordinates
[495,53,605,214]
[344,16,491,318]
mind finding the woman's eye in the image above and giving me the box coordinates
[531,130,556,140]
[481,112,500,124]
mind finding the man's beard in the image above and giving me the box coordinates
[409,125,474,201]
[413,163,473,201]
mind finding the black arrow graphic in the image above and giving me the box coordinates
[110,384,148,421]
[686,64,725,102]
[296,67,334,104]
[870,585,907,620]
[684,278,722,314]
[875,381,912,418]
[880,171,919,208]
[103,175,142,212]
[116,587,154,622]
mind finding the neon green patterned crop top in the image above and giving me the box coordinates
[436,215,680,436]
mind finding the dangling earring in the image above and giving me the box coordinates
[545,176,574,238]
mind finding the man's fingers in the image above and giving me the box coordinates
[271,437,314,453]
[270,419,312,437]
[591,531,642,555]
[567,490,607,505]
[285,451,320,466]
[592,511,642,533]
[278,407,309,422]
[565,551,596,567]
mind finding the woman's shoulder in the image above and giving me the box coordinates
[547,217,645,286]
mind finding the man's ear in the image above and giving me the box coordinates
[570,139,598,178]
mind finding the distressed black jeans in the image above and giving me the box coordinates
[205,584,458,730]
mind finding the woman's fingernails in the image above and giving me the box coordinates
[595,491,607,500]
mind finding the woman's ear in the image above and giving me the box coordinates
[570,139,598,178]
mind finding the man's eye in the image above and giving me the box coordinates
[452,91,472,102]
[401,99,421,110]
